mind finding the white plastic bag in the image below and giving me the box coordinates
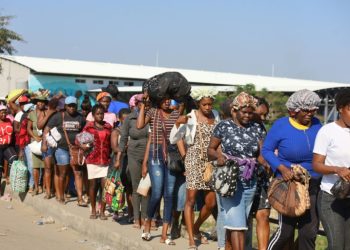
[45,127,62,148]
[137,174,151,197]
[28,140,42,155]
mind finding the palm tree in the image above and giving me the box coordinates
[0,15,23,55]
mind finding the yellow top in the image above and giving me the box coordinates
[289,117,310,130]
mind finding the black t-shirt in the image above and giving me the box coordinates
[47,111,85,150]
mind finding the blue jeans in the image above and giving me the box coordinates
[24,145,34,188]
[216,193,226,248]
[146,145,177,224]
[318,191,350,250]
[219,178,257,230]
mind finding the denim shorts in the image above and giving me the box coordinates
[42,147,54,159]
[219,178,257,230]
[54,148,70,166]
[174,175,186,211]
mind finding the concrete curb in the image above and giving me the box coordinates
[9,189,153,250]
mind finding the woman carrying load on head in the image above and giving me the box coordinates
[137,90,181,245]
[313,89,350,250]
[262,89,322,250]
[207,92,266,250]
[169,88,220,249]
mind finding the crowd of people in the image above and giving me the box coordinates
[1,83,350,250]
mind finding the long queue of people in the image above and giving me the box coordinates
[1,85,350,250]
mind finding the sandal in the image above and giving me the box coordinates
[160,238,176,246]
[77,199,88,207]
[44,193,53,199]
[141,231,152,241]
[90,214,98,219]
[194,232,209,244]
[100,214,108,220]
[188,245,198,250]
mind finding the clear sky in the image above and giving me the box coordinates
[1,0,350,83]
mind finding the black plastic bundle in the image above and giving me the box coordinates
[142,72,191,104]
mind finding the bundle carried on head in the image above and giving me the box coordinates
[142,72,191,104]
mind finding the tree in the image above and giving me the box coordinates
[0,15,23,55]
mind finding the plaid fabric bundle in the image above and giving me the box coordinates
[10,160,28,193]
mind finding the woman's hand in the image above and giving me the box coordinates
[217,154,226,166]
[41,143,48,153]
[141,161,148,177]
[176,115,191,127]
[114,159,120,170]
[80,143,91,152]
[336,167,350,181]
[34,136,42,142]
[278,165,293,181]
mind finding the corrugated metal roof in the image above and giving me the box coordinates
[1,55,349,92]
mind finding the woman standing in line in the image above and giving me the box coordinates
[116,94,150,228]
[137,92,181,245]
[313,89,350,250]
[207,92,265,250]
[27,95,49,195]
[170,88,220,249]
[83,104,112,219]
[42,96,86,205]
[262,89,322,250]
[247,97,271,250]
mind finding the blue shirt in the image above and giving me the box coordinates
[262,116,322,178]
[108,100,129,115]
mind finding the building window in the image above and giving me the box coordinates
[93,80,104,85]
[109,80,119,85]
[124,81,134,86]
[75,79,86,83]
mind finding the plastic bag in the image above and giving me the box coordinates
[10,160,28,193]
[137,174,151,197]
[103,170,120,205]
[142,72,191,103]
[111,185,125,212]
[28,140,42,155]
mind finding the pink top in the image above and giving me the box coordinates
[86,112,117,127]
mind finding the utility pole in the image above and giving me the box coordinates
[272,64,275,77]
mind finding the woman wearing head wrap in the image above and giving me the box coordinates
[262,89,322,250]
[170,88,220,249]
[313,89,350,250]
[208,92,266,250]
[86,92,117,127]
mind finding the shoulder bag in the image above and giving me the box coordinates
[62,112,85,167]
[159,110,185,173]
[330,177,350,199]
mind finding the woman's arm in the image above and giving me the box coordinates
[313,153,350,181]
[207,136,226,165]
[136,102,151,129]
[8,89,27,114]
[111,129,120,154]
[13,120,21,133]
[27,119,41,142]
[141,134,152,177]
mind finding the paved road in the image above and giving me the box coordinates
[0,198,111,250]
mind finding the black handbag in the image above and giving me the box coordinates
[158,110,184,173]
[330,178,350,199]
[209,159,239,197]
[167,143,185,173]
[4,146,18,165]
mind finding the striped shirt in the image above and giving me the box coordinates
[146,108,179,145]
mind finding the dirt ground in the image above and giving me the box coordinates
[0,197,111,250]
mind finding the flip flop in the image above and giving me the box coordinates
[194,233,209,244]
[163,239,176,246]
[141,231,152,241]
[90,214,98,219]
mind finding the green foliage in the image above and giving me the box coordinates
[214,83,290,126]
[0,15,23,55]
